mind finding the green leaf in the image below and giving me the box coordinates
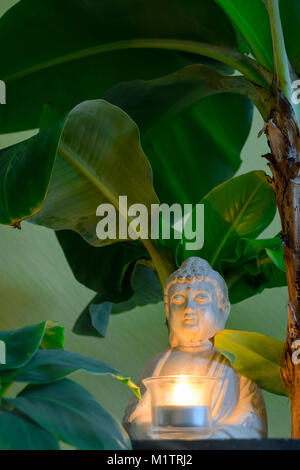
[216,0,300,71]
[266,245,286,272]
[179,171,277,269]
[55,67,254,319]
[225,237,287,303]
[215,0,273,70]
[0,408,59,450]
[215,329,288,396]
[0,0,240,133]
[56,229,147,296]
[104,65,254,205]
[6,379,131,450]
[0,321,48,371]
[0,118,65,226]
[76,301,111,338]
[0,349,141,399]
[30,99,158,245]
[40,321,65,350]
[280,0,300,64]
[0,100,159,246]
[74,263,162,337]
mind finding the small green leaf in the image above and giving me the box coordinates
[215,329,288,396]
[224,236,286,303]
[266,246,286,273]
[0,349,140,399]
[0,322,48,371]
[179,171,276,269]
[40,321,65,350]
[6,379,131,450]
[115,377,142,401]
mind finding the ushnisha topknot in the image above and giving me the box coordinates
[164,257,230,316]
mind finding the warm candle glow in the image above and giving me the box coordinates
[171,378,205,406]
[143,375,219,438]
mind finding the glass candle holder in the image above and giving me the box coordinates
[143,375,219,440]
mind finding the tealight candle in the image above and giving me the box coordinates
[143,376,218,439]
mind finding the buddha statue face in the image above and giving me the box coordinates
[165,257,230,347]
[166,280,225,345]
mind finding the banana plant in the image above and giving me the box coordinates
[0,320,139,450]
[0,0,300,435]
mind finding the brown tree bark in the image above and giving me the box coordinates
[260,94,300,437]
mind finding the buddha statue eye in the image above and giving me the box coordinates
[195,292,211,304]
[171,293,186,304]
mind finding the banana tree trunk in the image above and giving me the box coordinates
[261,94,300,437]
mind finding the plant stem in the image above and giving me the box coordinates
[142,239,176,289]
[265,0,300,438]
[267,0,292,102]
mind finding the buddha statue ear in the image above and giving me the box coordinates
[164,300,170,329]
[220,298,230,320]
[223,295,231,316]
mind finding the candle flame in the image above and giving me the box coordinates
[171,379,204,406]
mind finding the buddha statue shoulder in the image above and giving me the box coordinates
[123,257,267,440]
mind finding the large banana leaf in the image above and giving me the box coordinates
[0,100,159,247]
[54,65,254,327]
[53,66,254,328]
[31,99,158,245]
[104,65,254,205]
[0,0,240,133]
[0,66,255,332]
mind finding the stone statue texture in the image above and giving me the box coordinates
[123,257,268,439]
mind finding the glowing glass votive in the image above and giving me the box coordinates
[143,375,218,439]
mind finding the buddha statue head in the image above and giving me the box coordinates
[164,257,230,347]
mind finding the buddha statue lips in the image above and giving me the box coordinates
[123,257,267,440]
[183,312,198,325]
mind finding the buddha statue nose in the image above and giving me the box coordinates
[186,295,196,310]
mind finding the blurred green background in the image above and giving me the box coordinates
[0,0,290,438]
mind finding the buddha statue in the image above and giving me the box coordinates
[123,257,267,439]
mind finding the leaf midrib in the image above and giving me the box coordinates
[209,179,265,267]
[3,39,269,88]
[58,142,120,211]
